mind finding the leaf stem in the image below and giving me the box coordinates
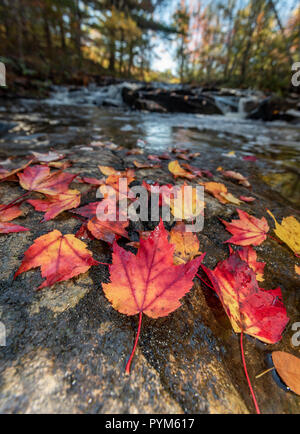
[240,331,261,414]
[196,273,215,291]
[125,311,142,374]
[1,191,30,212]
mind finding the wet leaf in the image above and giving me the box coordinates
[0,204,29,234]
[18,165,77,195]
[168,160,196,180]
[103,220,204,318]
[272,351,300,395]
[202,253,289,343]
[222,209,269,246]
[87,213,129,244]
[230,245,265,281]
[169,222,201,265]
[267,210,300,255]
[14,229,98,289]
[31,151,65,162]
[133,160,161,169]
[27,189,81,221]
[182,163,203,177]
[0,160,33,182]
[202,182,240,205]
[222,170,251,188]
[168,183,205,220]
[240,196,255,202]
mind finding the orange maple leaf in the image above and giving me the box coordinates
[27,189,81,221]
[14,230,98,289]
[18,165,77,195]
[0,204,29,234]
[222,209,269,246]
[72,200,129,244]
[202,181,241,205]
[169,222,201,265]
[168,160,196,180]
[103,220,204,372]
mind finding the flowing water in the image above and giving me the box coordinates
[0,85,299,206]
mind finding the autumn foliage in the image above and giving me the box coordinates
[1,150,299,414]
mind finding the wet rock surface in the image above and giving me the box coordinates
[0,142,299,414]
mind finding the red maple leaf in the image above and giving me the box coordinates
[103,220,204,373]
[221,209,269,246]
[18,165,77,195]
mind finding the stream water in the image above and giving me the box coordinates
[0,85,299,207]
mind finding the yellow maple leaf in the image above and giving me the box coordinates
[267,210,300,255]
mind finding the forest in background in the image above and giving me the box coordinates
[0,0,299,93]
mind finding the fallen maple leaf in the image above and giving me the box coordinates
[243,156,257,162]
[72,200,128,244]
[295,265,300,275]
[202,253,289,343]
[18,165,77,195]
[31,151,65,162]
[222,170,250,188]
[15,229,98,289]
[202,182,240,205]
[148,154,161,162]
[100,173,135,202]
[72,201,100,219]
[168,160,196,180]
[158,152,171,160]
[75,223,95,240]
[272,351,300,396]
[267,210,300,255]
[76,176,106,186]
[88,213,129,244]
[177,153,190,161]
[188,152,201,159]
[133,160,161,169]
[142,181,174,207]
[182,163,203,177]
[27,189,81,221]
[168,183,205,220]
[103,220,204,372]
[169,222,201,265]
[229,246,265,281]
[0,204,29,234]
[240,196,255,202]
[0,160,33,182]
[0,204,23,222]
[222,209,269,246]
[99,165,135,178]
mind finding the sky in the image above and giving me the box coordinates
[151,0,299,74]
